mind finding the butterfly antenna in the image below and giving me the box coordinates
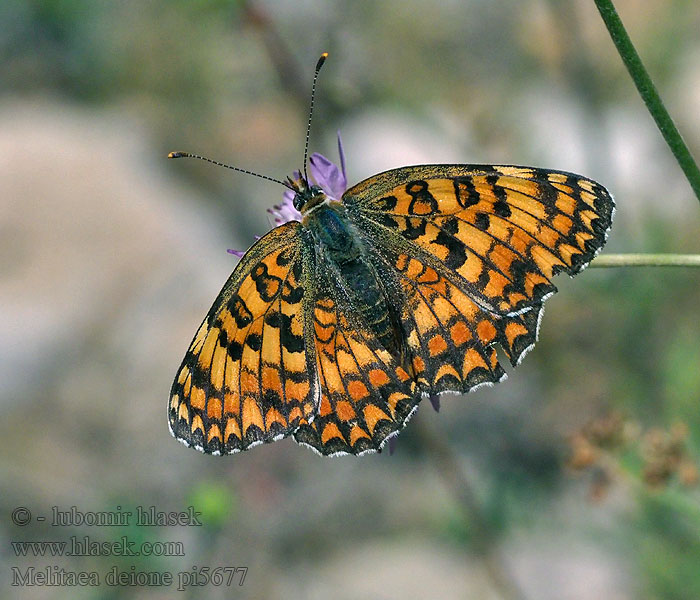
[302,52,328,183]
[167,152,293,190]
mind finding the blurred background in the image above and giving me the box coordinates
[2,1,699,598]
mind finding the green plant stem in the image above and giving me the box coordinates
[593,0,700,203]
[589,254,700,268]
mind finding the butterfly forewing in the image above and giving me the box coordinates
[169,222,318,454]
[344,164,614,317]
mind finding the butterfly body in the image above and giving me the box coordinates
[304,200,405,360]
[170,163,614,456]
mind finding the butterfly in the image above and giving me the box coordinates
[167,54,614,457]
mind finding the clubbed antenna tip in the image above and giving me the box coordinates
[315,52,328,72]
[303,52,329,182]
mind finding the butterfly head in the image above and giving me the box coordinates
[287,174,327,214]
[275,132,347,221]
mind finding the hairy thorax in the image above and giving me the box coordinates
[303,202,402,358]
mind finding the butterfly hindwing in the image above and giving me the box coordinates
[293,256,418,456]
[169,222,318,454]
[345,164,614,317]
[369,249,542,397]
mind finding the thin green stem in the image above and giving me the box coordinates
[593,0,700,203]
[589,254,700,268]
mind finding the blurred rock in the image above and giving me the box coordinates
[0,98,241,502]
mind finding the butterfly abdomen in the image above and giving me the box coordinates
[306,203,404,358]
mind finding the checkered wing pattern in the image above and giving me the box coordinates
[168,222,318,454]
[344,164,613,395]
[374,252,544,394]
[345,164,613,316]
[293,257,418,456]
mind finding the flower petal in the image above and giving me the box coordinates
[310,154,345,199]
[268,196,302,226]
[336,130,347,182]
[309,132,347,200]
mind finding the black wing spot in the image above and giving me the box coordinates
[401,217,428,240]
[374,195,398,211]
[485,175,512,218]
[265,312,305,353]
[251,262,283,302]
[433,230,467,270]
[474,212,490,231]
[453,177,480,208]
[282,281,304,304]
[227,340,243,361]
[276,247,296,266]
[246,333,262,351]
[405,180,438,215]
[493,200,511,218]
[539,182,558,218]
[442,216,460,235]
[229,296,253,328]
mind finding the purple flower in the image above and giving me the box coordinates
[277,169,303,226]
[228,132,347,256]
[268,192,303,227]
[227,234,260,258]
[309,131,347,200]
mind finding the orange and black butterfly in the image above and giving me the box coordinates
[168,54,614,456]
